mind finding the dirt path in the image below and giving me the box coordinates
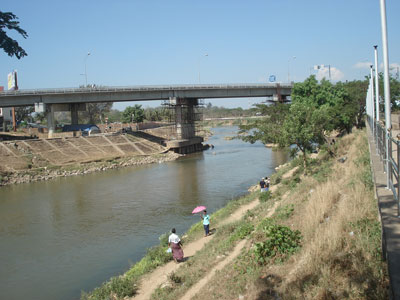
[131,198,263,300]
[179,200,280,300]
[131,180,284,300]
[180,239,248,300]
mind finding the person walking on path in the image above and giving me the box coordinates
[168,228,184,263]
[201,210,210,237]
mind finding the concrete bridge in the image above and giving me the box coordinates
[0,83,292,152]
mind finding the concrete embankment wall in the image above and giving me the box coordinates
[0,133,167,173]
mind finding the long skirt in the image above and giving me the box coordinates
[171,242,184,261]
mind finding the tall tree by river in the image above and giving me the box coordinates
[239,76,360,168]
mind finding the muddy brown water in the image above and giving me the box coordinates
[0,126,288,300]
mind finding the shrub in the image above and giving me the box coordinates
[275,204,295,220]
[231,223,254,241]
[272,175,281,185]
[168,271,183,284]
[146,245,171,265]
[350,217,382,259]
[256,217,275,231]
[158,232,169,247]
[244,209,255,220]
[259,190,272,202]
[254,224,302,264]
[81,276,137,300]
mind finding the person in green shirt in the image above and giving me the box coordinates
[201,210,210,237]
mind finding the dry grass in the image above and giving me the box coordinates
[260,130,388,299]
[184,129,388,300]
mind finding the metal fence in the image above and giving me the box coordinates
[367,115,400,216]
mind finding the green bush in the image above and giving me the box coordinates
[158,232,169,247]
[309,160,333,183]
[168,272,183,284]
[259,190,272,202]
[350,217,382,259]
[272,175,281,185]
[231,223,254,241]
[254,224,301,264]
[146,245,171,265]
[256,217,275,231]
[275,204,295,220]
[244,209,255,220]
[81,276,137,300]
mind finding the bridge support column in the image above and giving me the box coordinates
[165,97,204,154]
[71,104,79,125]
[47,104,55,138]
[173,97,197,140]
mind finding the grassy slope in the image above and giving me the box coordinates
[189,129,388,300]
[82,129,388,300]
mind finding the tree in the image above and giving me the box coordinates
[281,99,330,168]
[80,102,113,124]
[15,106,34,123]
[144,107,163,121]
[122,105,144,123]
[104,109,122,123]
[239,76,358,169]
[292,76,357,134]
[0,11,28,59]
[239,103,290,145]
[381,73,400,110]
[338,79,368,128]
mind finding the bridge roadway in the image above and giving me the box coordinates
[0,83,292,107]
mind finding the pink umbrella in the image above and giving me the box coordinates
[192,206,207,214]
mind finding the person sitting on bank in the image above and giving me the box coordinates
[201,210,211,237]
[259,177,266,192]
[168,228,184,263]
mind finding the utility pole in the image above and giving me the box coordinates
[374,46,380,121]
[379,0,392,189]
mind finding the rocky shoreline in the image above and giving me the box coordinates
[0,152,182,187]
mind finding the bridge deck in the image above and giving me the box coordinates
[0,83,292,107]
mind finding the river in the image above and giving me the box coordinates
[0,126,288,300]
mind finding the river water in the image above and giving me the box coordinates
[0,126,288,300]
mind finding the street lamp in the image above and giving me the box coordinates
[287,56,296,83]
[81,52,91,86]
[198,53,208,84]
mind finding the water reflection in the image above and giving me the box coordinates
[270,149,289,169]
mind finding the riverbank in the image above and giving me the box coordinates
[0,152,182,186]
[0,151,181,186]
[82,128,388,300]
[0,123,239,187]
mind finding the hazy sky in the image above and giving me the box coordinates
[1,0,399,109]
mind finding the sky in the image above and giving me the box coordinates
[1,0,399,110]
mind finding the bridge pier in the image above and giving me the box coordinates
[174,97,197,139]
[46,104,55,138]
[71,104,79,125]
[165,97,204,154]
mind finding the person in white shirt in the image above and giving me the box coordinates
[168,228,184,262]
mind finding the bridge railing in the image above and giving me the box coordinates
[368,115,400,216]
[0,83,293,97]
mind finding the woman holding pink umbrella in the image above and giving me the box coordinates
[192,206,210,237]
[201,210,210,237]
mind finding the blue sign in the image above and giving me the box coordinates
[269,75,276,82]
